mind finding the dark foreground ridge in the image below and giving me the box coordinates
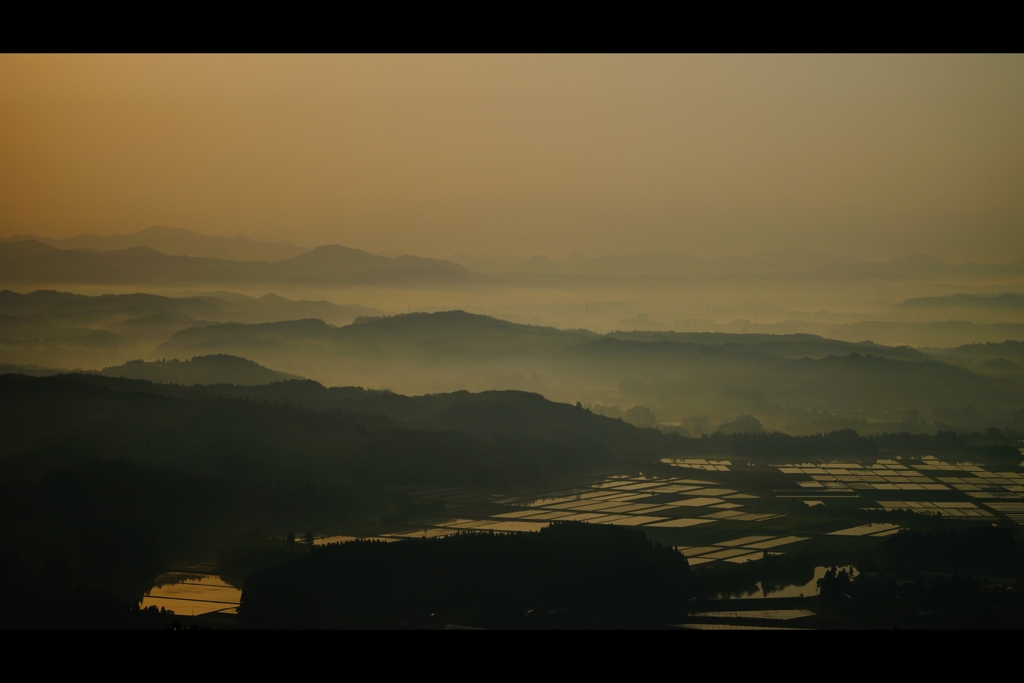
[1,372,1023,629]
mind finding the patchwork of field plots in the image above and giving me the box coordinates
[373,474,788,541]
[826,523,901,537]
[328,457,1024,551]
[687,609,815,620]
[986,502,1024,525]
[932,475,1024,498]
[779,460,949,491]
[488,475,783,527]
[678,534,808,566]
[872,501,994,518]
[677,623,810,630]
[662,458,732,472]
[776,456,1024,524]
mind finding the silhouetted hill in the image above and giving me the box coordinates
[157,311,598,360]
[198,292,378,326]
[100,355,301,386]
[165,311,926,362]
[940,340,1024,362]
[0,363,67,377]
[685,317,1024,348]
[50,373,901,459]
[17,291,221,323]
[827,320,1024,348]
[889,293,1024,324]
[606,330,926,362]
[0,239,58,258]
[898,293,1024,312]
[0,242,265,285]
[3,225,308,261]
[0,289,87,316]
[925,341,1024,388]
[202,382,665,457]
[563,339,1024,412]
[0,289,377,328]
[0,373,670,479]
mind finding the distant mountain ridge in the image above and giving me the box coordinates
[677,317,1024,348]
[0,354,302,386]
[3,233,1022,286]
[1,225,309,262]
[0,240,470,287]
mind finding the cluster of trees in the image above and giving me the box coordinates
[875,525,1016,576]
[100,355,299,386]
[666,428,878,462]
[690,548,819,598]
[874,430,1022,462]
[239,522,692,628]
[806,526,1022,627]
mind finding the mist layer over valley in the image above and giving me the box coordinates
[3,228,1024,437]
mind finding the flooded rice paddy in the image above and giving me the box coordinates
[716,565,860,600]
[304,457,1024,552]
[140,572,241,616]
[302,456,1024,609]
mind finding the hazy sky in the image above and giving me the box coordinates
[2,54,1022,261]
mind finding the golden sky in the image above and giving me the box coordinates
[1,54,1022,261]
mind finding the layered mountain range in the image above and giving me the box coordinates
[4,228,1024,288]
[0,289,378,369]
[2,228,1023,433]
[147,311,1024,432]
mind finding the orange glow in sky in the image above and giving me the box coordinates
[2,54,1022,261]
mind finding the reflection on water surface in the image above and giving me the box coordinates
[718,565,858,600]
[141,572,241,616]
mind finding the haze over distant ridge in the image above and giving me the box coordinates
[0,225,308,262]
[0,239,468,287]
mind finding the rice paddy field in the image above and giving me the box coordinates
[356,455,1023,556]
[141,572,242,617]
